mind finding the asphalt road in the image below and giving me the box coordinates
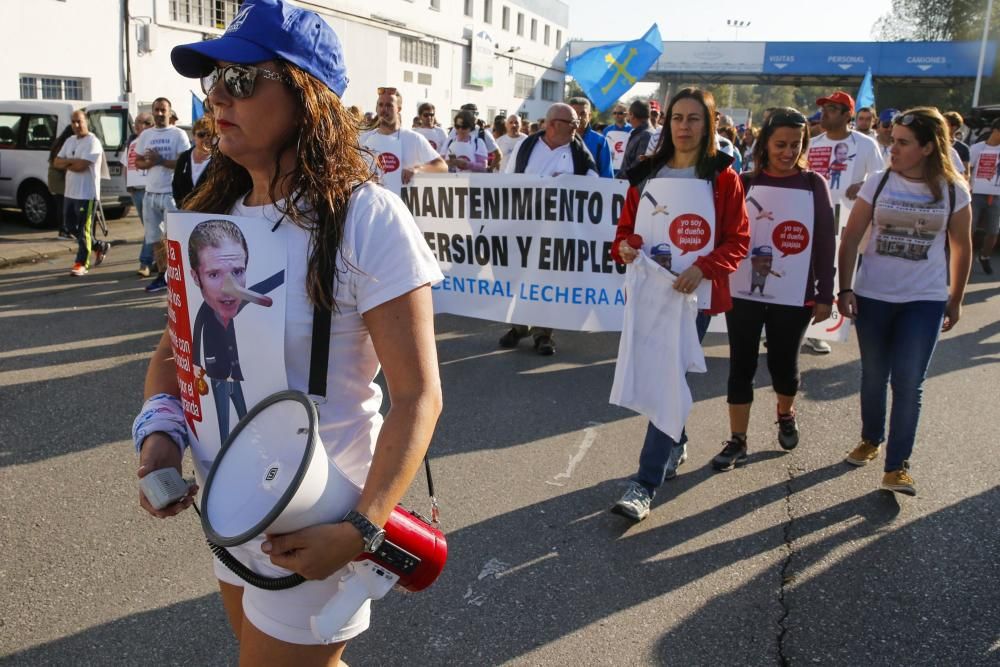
[1,238,998,666]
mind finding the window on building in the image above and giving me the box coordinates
[20,75,89,101]
[502,6,510,30]
[541,79,559,101]
[400,36,440,68]
[515,73,535,99]
[530,19,537,41]
[516,13,524,36]
[463,0,472,17]
[403,71,414,83]
[19,76,37,100]
[417,72,433,85]
[556,29,563,49]
[483,0,492,23]
[429,0,440,10]
[544,25,550,46]
[169,0,240,30]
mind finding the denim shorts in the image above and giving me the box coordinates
[971,193,1000,235]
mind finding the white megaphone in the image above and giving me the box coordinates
[199,390,441,643]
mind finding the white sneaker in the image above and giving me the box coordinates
[612,482,652,522]
[663,442,688,480]
[805,338,832,354]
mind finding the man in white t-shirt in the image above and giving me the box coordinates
[855,106,876,137]
[360,88,446,197]
[135,97,191,292]
[500,103,598,356]
[127,112,154,276]
[413,102,449,156]
[805,91,882,353]
[495,114,526,172]
[968,118,1000,274]
[53,110,109,276]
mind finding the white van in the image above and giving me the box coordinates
[0,100,133,227]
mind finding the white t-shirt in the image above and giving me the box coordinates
[447,126,498,154]
[58,133,102,201]
[125,138,147,189]
[807,130,883,206]
[229,185,443,486]
[440,134,489,172]
[495,133,524,172]
[968,141,1000,195]
[136,126,191,194]
[190,154,211,187]
[360,128,441,171]
[503,138,598,177]
[855,170,970,303]
[414,126,449,156]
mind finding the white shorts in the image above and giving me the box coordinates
[213,538,371,645]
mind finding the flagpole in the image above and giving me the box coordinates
[973,0,994,108]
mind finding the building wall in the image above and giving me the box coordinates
[1,0,568,125]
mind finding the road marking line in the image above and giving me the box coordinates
[546,423,599,486]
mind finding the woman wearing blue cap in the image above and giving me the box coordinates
[131,0,444,662]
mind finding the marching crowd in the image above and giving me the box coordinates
[47,0,984,660]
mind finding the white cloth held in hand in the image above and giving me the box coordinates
[610,253,706,441]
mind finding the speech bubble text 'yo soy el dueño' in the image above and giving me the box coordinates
[668,214,711,255]
[772,220,810,258]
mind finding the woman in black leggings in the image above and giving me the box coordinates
[714,108,836,470]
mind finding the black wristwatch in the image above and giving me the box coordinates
[343,510,386,554]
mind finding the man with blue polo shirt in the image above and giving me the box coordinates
[568,97,613,178]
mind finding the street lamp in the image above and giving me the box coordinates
[727,19,751,41]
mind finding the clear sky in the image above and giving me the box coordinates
[566,0,895,43]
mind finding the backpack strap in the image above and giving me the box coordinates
[513,133,542,174]
[869,169,891,209]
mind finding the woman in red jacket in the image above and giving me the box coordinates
[611,87,750,522]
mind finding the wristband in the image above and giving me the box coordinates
[132,393,189,457]
[837,288,854,296]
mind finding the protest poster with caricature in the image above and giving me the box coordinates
[165,212,288,480]
[632,178,716,308]
[730,186,814,307]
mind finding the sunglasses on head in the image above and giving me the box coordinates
[895,113,922,127]
[201,64,291,99]
[767,111,807,128]
[377,87,398,95]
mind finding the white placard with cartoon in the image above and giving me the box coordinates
[807,138,856,200]
[362,131,404,195]
[633,178,716,308]
[165,212,289,480]
[730,185,815,307]
[971,144,1000,195]
[606,130,629,171]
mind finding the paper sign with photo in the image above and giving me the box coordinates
[633,178,716,308]
[971,146,1000,196]
[730,185,815,307]
[165,211,289,480]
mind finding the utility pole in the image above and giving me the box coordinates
[973,0,994,107]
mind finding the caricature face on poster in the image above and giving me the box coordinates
[808,138,857,202]
[633,178,716,308]
[165,212,289,481]
[730,186,814,307]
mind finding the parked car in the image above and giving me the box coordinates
[967,104,1000,145]
[0,100,133,227]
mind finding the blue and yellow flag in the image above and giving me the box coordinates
[566,25,663,112]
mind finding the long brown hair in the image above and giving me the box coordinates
[750,107,810,177]
[184,63,373,311]
[892,106,961,202]
[648,87,718,180]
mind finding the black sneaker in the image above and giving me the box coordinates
[58,230,74,240]
[712,438,748,471]
[777,411,799,450]
[534,335,555,356]
[980,256,994,275]
[498,327,525,348]
[93,241,109,267]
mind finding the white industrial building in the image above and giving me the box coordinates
[1,0,569,124]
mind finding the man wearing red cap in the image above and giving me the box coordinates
[804,91,882,354]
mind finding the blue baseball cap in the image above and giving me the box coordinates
[879,108,900,124]
[808,111,822,123]
[752,245,773,258]
[170,0,349,97]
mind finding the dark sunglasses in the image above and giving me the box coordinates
[201,64,291,99]
[613,111,625,115]
[454,123,469,129]
[378,86,398,95]
[140,119,154,126]
[767,111,807,128]
[421,111,435,117]
[880,120,893,128]
[194,131,210,138]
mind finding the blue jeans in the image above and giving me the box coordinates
[142,192,175,270]
[131,189,154,266]
[633,311,712,495]
[210,378,247,446]
[854,295,946,472]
